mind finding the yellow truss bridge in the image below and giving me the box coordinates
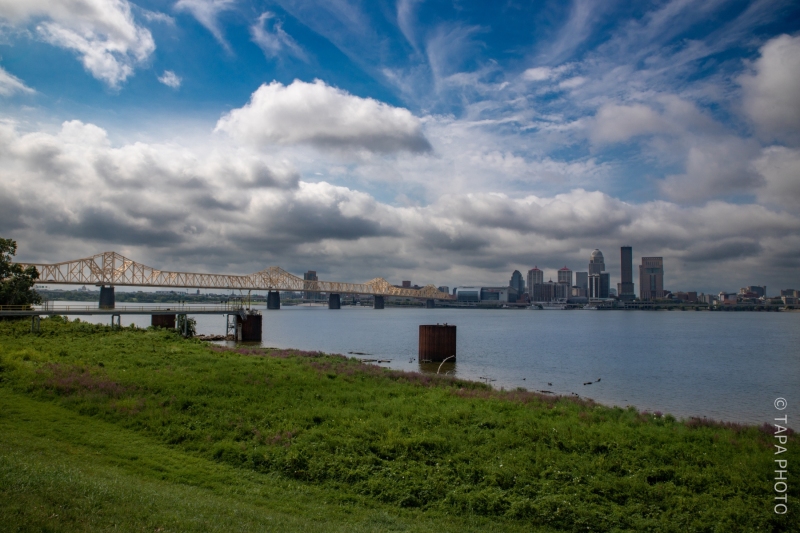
[18,252,453,300]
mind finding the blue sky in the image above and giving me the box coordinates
[1,0,799,293]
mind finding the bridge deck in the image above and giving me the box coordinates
[0,305,245,317]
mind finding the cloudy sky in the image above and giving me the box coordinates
[1,0,799,293]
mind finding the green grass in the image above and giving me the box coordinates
[0,317,796,532]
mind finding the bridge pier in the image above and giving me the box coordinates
[328,293,341,309]
[426,299,435,308]
[267,291,281,310]
[373,295,385,309]
[99,286,115,309]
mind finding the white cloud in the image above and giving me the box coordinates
[589,103,670,145]
[215,79,432,153]
[522,67,554,82]
[250,12,306,61]
[659,137,762,203]
[0,66,34,96]
[740,34,800,146]
[174,0,236,50]
[0,0,155,87]
[754,146,800,209]
[158,70,182,88]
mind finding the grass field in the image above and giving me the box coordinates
[0,317,796,532]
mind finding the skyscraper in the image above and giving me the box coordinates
[303,270,319,300]
[618,246,635,300]
[527,266,543,293]
[639,257,664,300]
[575,271,588,292]
[588,272,610,298]
[589,249,605,275]
[557,266,573,286]
[510,270,525,295]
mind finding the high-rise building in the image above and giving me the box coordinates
[557,266,573,286]
[639,257,664,300]
[303,270,319,300]
[510,270,525,296]
[589,249,605,275]
[575,272,588,292]
[618,246,635,300]
[527,266,543,293]
[588,272,610,298]
[402,280,411,288]
[437,286,449,295]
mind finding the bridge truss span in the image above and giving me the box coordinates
[19,251,453,300]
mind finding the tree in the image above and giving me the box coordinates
[0,238,42,307]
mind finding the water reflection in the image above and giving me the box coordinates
[418,361,457,376]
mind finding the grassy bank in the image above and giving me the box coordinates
[0,318,796,532]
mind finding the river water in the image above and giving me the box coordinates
[68,303,799,426]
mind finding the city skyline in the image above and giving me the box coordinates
[1,1,798,294]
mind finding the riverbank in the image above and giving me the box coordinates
[1,317,796,531]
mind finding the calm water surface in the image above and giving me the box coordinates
[73,304,799,426]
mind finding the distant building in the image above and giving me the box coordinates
[455,287,481,302]
[639,257,664,300]
[740,286,766,298]
[575,272,588,292]
[571,286,586,297]
[618,246,635,301]
[780,289,799,297]
[304,270,319,300]
[588,272,610,298]
[455,286,515,303]
[509,270,525,296]
[532,280,556,302]
[674,291,698,303]
[527,266,543,292]
[437,286,449,294]
[608,287,617,297]
[402,280,411,288]
[557,266,573,286]
[589,249,605,275]
[719,292,737,305]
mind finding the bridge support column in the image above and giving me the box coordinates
[99,286,115,309]
[328,293,341,309]
[373,295,385,309]
[426,299,435,309]
[267,291,281,310]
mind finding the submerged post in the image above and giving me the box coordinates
[373,295,385,309]
[328,293,341,309]
[419,324,456,362]
[235,312,263,342]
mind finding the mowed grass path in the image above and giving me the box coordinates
[0,318,796,532]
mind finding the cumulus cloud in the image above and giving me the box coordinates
[174,0,236,50]
[0,66,34,96]
[658,137,762,203]
[740,34,800,146]
[250,12,306,61]
[0,0,155,87]
[589,103,671,145]
[3,115,799,292]
[754,146,800,209]
[215,79,432,154]
[158,70,181,88]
